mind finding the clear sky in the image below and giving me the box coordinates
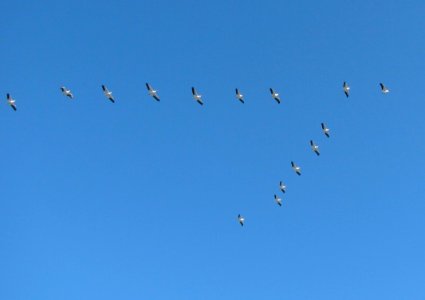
[1,0,425,299]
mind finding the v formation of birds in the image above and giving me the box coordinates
[4,82,391,226]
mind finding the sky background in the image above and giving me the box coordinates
[1,0,425,299]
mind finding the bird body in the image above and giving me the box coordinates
[235,88,244,103]
[270,88,281,104]
[146,83,160,101]
[291,161,301,176]
[310,140,320,156]
[279,181,286,193]
[343,81,350,98]
[238,214,245,226]
[321,122,330,138]
[192,87,204,105]
[380,83,390,94]
[60,86,74,99]
[6,93,17,111]
[274,194,282,206]
[102,85,115,103]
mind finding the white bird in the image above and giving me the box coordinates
[237,214,245,226]
[321,122,330,138]
[291,161,301,176]
[343,81,350,98]
[274,194,282,206]
[310,140,320,156]
[7,93,17,111]
[60,86,74,99]
[235,88,244,104]
[279,181,286,193]
[102,85,115,103]
[191,87,204,105]
[146,83,160,101]
[270,88,281,104]
[380,83,390,94]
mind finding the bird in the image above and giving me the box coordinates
[343,81,350,98]
[279,181,286,193]
[274,194,282,206]
[60,86,74,99]
[101,85,115,103]
[6,93,17,111]
[380,83,390,94]
[235,88,244,103]
[291,161,301,176]
[269,88,281,104]
[310,140,320,156]
[321,122,330,138]
[146,83,160,101]
[191,87,204,105]
[237,214,245,226]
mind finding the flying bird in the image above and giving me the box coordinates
[279,181,286,193]
[291,161,301,176]
[102,85,115,103]
[237,214,245,226]
[235,88,244,103]
[380,83,390,94]
[146,83,160,101]
[191,87,204,105]
[270,88,281,104]
[343,81,350,98]
[60,86,74,99]
[274,194,282,206]
[310,140,320,156]
[321,122,330,138]
[6,93,17,111]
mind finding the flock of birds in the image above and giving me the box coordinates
[237,81,390,227]
[4,81,390,111]
[4,81,391,228]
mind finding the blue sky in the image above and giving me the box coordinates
[1,0,425,299]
